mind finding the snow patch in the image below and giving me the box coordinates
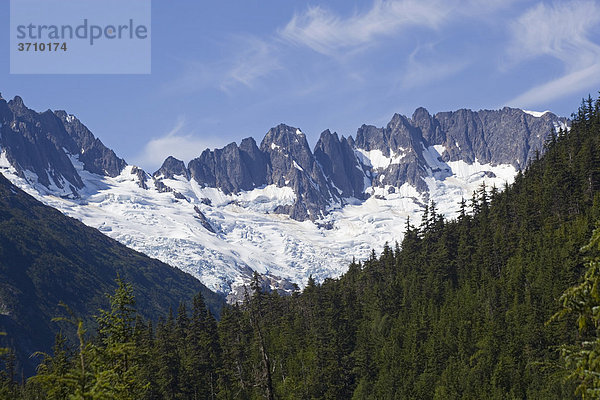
[355,148,407,170]
[421,144,451,178]
[1,148,522,298]
[0,150,11,169]
[433,145,446,155]
[523,110,549,118]
[292,160,304,172]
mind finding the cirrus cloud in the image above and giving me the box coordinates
[506,0,600,107]
[279,0,452,56]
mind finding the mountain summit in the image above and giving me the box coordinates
[0,94,568,296]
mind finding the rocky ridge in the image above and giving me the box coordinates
[0,93,569,296]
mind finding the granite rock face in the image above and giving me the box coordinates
[181,124,336,220]
[0,94,567,222]
[0,96,126,197]
[424,107,560,168]
[147,111,566,221]
[55,110,126,178]
[188,138,268,195]
[151,108,565,221]
[154,156,189,180]
[354,113,442,192]
[314,129,365,199]
[259,124,334,220]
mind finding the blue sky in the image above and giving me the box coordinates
[2,0,600,172]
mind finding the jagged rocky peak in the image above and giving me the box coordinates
[260,123,334,221]
[239,137,268,186]
[348,106,569,194]
[54,110,126,177]
[260,123,305,143]
[412,107,443,144]
[0,97,10,122]
[314,129,365,199]
[1,97,84,191]
[169,124,336,221]
[1,93,569,225]
[386,112,425,151]
[130,166,150,189]
[354,124,385,153]
[433,107,566,169]
[177,108,565,221]
[188,139,267,195]
[352,113,433,192]
[355,113,420,155]
[154,156,189,179]
[260,123,314,169]
[0,95,127,197]
[8,95,26,112]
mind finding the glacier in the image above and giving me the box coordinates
[0,144,516,299]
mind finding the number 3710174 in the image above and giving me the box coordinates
[17,42,67,52]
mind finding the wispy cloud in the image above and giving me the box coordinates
[279,0,451,56]
[507,64,600,107]
[163,62,220,95]
[164,0,523,103]
[401,43,469,88]
[220,37,282,90]
[164,36,281,95]
[506,0,600,107]
[132,117,226,171]
[278,0,520,57]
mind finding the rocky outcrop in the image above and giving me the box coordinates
[131,166,149,190]
[260,124,334,220]
[0,96,125,197]
[314,130,365,199]
[194,205,216,233]
[354,113,439,192]
[188,139,268,195]
[181,124,336,220]
[426,107,561,168]
[0,93,568,222]
[55,110,126,178]
[153,156,189,180]
[151,109,566,221]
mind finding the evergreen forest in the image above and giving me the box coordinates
[2,94,600,399]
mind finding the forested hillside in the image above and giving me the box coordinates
[212,95,600,399]
[1,94,600,399]
[0,172,223,378]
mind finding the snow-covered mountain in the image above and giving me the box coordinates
[0,93,569,300]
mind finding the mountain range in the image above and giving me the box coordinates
[0,93,569,299]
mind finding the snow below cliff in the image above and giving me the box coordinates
[0,148,516,297]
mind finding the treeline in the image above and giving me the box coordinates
[210,95,600,399]
[212,94,600,399]
[2,94,600,399]
[1,277,220,399]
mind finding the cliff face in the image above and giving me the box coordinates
[0,96,125,197]
[0,93,571,298]
[154,107,566,221]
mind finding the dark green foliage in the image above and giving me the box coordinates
[0,173,223,374]
[551,224,600,398]
[1,279,221,399]
[2,93,600,398]
[204,93,600,398]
